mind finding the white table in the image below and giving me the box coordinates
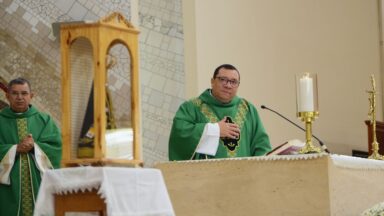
[34,166,175,216]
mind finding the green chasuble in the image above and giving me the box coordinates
[169,89,271,161]
[0,105,62,216]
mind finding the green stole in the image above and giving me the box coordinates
[17,118,34,216]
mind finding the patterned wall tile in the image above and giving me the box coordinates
[0,0,184,167]
[139,0,184,166]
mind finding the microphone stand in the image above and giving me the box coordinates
[261,105,330,153]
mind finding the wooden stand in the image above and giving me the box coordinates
[365,120,384,155]
[57,12,144,215]
[54,189,106,216]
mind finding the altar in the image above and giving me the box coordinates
[155,154,384,216]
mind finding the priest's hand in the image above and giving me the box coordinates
[218,117,240,139]
[17,134,35,153]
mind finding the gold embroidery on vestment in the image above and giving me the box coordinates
[193,98,249,157]
[17,118,33,216]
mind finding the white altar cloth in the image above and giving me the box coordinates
[34,167,175,216]
[156,153,384,215]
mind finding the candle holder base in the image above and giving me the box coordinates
[297,111,323,154]
[368,152,384,160]
[299,141,322,154]
[368,141,384,160]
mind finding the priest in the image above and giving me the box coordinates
[0,78,62,216]
[169,64,271,160]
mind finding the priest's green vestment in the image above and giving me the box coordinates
[0,106,62,216]
[169,89,271,161]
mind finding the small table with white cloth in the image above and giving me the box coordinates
[34,166,175,216]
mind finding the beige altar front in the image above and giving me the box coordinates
[155,154,384,216]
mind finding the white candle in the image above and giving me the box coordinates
[299,74,314,112]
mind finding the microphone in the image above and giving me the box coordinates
[260,105,330,153]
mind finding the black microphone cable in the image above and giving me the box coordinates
[261,105,330,153]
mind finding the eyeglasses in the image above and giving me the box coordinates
[9,91,30,97]
[215,76,240,87]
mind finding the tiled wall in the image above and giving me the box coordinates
[0,0,184,167]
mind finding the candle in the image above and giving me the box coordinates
[299,74,314,112]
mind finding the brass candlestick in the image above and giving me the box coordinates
[297,111,321,153]
[296,73,322,154]
[367,75,383,160]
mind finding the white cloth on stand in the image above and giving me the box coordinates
[34,166,175,216]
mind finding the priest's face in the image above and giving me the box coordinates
[211,68,240,103]
[6,83,34,113]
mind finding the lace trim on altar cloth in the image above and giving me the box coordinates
[164,152,329,164]
[164,153,384,170]
[46,166,102,195]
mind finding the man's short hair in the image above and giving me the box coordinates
[213,64,240,80]
[7,77,32,92]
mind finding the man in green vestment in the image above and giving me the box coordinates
[0,78,62,216]
[169,64,271,161]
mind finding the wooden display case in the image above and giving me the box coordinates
[60,12,142,167]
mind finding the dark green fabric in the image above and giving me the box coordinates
[0,105,62,216]
[169,89,271,161]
